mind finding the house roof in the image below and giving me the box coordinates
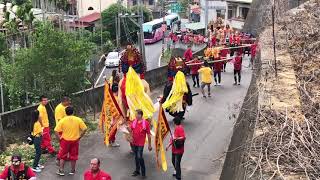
[185,22,205,30]
[78,12,101,23]
[227,0,252,4]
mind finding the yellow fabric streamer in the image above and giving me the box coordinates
[162,71,188,113]
[126,67,155,120]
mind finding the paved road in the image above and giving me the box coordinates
[38,55,252,180]
[95,41,164,86]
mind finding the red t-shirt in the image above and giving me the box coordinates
[172,125,186,154]
[213,59,224,72]
[234,36,241,45]
[251,44,257,57]
[130,120,151,146]
[84,170,112,180]
[234,56,242,70]
[190,60,201,75]
[184,49,193,61]
[0,164,36,179]
[220,49,229,58]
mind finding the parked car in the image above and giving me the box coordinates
[105,52,120,67]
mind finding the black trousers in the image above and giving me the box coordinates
[33,136,42,168]
[172,153,183,180]
[133,146,145,176]
[234,70,241,83]
[214,71,221,84]
[191,74,200,87]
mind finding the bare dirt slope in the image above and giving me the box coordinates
[245,0,320,179]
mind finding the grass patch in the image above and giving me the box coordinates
[0,114,99,171]
[161,49,173,64]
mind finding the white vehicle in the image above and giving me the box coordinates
[105,52,120,67]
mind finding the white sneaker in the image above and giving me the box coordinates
[37,164,45,169]
[111,142,120,147]
[31,167,42,173]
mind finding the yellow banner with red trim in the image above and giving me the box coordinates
[154,105,171,171]
[99,82,124,146]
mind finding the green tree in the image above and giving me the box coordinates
[130,5,153,22]
[1,22,95,108]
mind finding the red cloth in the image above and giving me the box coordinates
[130,119,151,146]
[41,127,56,153]
[0,164,35,179]
[251,44,257,58]
[184,48,193,61]
[58,139,79,160]
[211,36,216,46]
[234,56,242,70]
[171,125,186,154]
[229,35,234,44]
[109,126,117,143]
[220,49,229,58]
[84,170,112,180]
[213,59,224,72]
[234,36,241,45]
[189,60,201,75]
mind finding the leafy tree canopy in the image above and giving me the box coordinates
[0,22,95,108]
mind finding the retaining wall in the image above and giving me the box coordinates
[220,0,307,179]
[0,65,168,145]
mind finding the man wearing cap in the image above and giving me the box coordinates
[0,155,36,180]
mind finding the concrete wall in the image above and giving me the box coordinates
[0,66,168,146]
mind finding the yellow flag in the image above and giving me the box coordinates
[155,106,171,171]
[99,82,124,146]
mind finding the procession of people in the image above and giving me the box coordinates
[0,19,258,180]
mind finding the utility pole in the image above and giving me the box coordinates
[205,0,209,34]
[0,75,5,152]
[161,0,166,58]
[0,76,4,113]
[138,0,147,70]
[272,1,277,77]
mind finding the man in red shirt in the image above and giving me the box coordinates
[250,41,258,69]
[213,54,224,86]
[129,110,152,178]
[233,51,243,85]
[188,57,201,88]
[83,158,112,180]
[0,155,36,180]
[183,46,193,62]
[220,46,229,72]
[166,117,186,180]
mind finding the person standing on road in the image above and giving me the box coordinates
[129,110,152,178]
[213,54,224,86]
[183,45,193,62]
[166,117,186,180]
[198,61,213,98]
[233,51,243,85]
[37,95,56,155]
[189,57,201,88]
[0,155,36,180]
[83,158,112,180]
[55,96,71,164]
[250,40,258,69]
[220,46,229,72]
[108,70,121,147]
[55,106,87,176]
[31,110,44,173]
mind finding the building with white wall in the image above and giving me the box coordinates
[225,0,252,29]
[200,0,227,26]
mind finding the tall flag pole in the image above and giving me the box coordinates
[154,104,171,171]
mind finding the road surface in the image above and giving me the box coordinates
[38,55,253,180]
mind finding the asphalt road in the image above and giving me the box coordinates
[95,41,164,86]
[38,55,253,180]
